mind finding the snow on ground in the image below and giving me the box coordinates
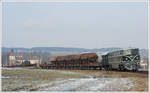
[56,70,93,78]
[2,68,136,91]
[2,67,24,70]
[1,76,11,79]
[2,67,35,70]
[38,77,135,91]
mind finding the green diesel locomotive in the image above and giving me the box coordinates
[101,48,140,71]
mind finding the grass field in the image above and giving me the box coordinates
[2,68,88,91]
[2,68,148,91]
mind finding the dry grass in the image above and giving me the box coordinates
[2,68,88,91]
[2,68,148,91]
[129,77,148,91]
[68,70,148,91]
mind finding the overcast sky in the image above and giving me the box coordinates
[2,2,148,49]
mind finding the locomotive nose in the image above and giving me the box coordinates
[124,61,138,71]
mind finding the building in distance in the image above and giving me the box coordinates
[9,49,41,66]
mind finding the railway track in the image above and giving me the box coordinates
[99,69,148,74]
[133,70,148,74]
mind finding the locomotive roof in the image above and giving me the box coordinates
[122,48,138,50]
[101,48,139,56]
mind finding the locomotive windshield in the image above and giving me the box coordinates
[123,50,131,55]
[123,48,139,56]
[131,49,139,55]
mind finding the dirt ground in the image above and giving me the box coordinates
[1,68,148,92]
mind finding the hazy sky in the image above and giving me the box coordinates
[2,2,148,49]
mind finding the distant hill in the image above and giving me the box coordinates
[2,47,148,58]
[2,47,122,52]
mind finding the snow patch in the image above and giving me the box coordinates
[2,76,11,79]
[39,77,135,91]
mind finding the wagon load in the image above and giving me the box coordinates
[49,56,57,62]
[71,55,80,60]
[50,53,98,62]
[41,52,101,70]
[80,53,98,60]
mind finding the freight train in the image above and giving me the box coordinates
[39,48,140,71]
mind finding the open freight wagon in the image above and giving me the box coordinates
[39,53,102,70]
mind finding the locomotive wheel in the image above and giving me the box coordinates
[106,65,110,71]
[132,68,137,72]
[119,65,125,71]
[99,66,102,70]
[109,65,112,70]
[119,65,121,71]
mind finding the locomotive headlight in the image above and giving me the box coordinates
[136,56,139,60]
[134,56,139,60]
[123,56,131,61]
